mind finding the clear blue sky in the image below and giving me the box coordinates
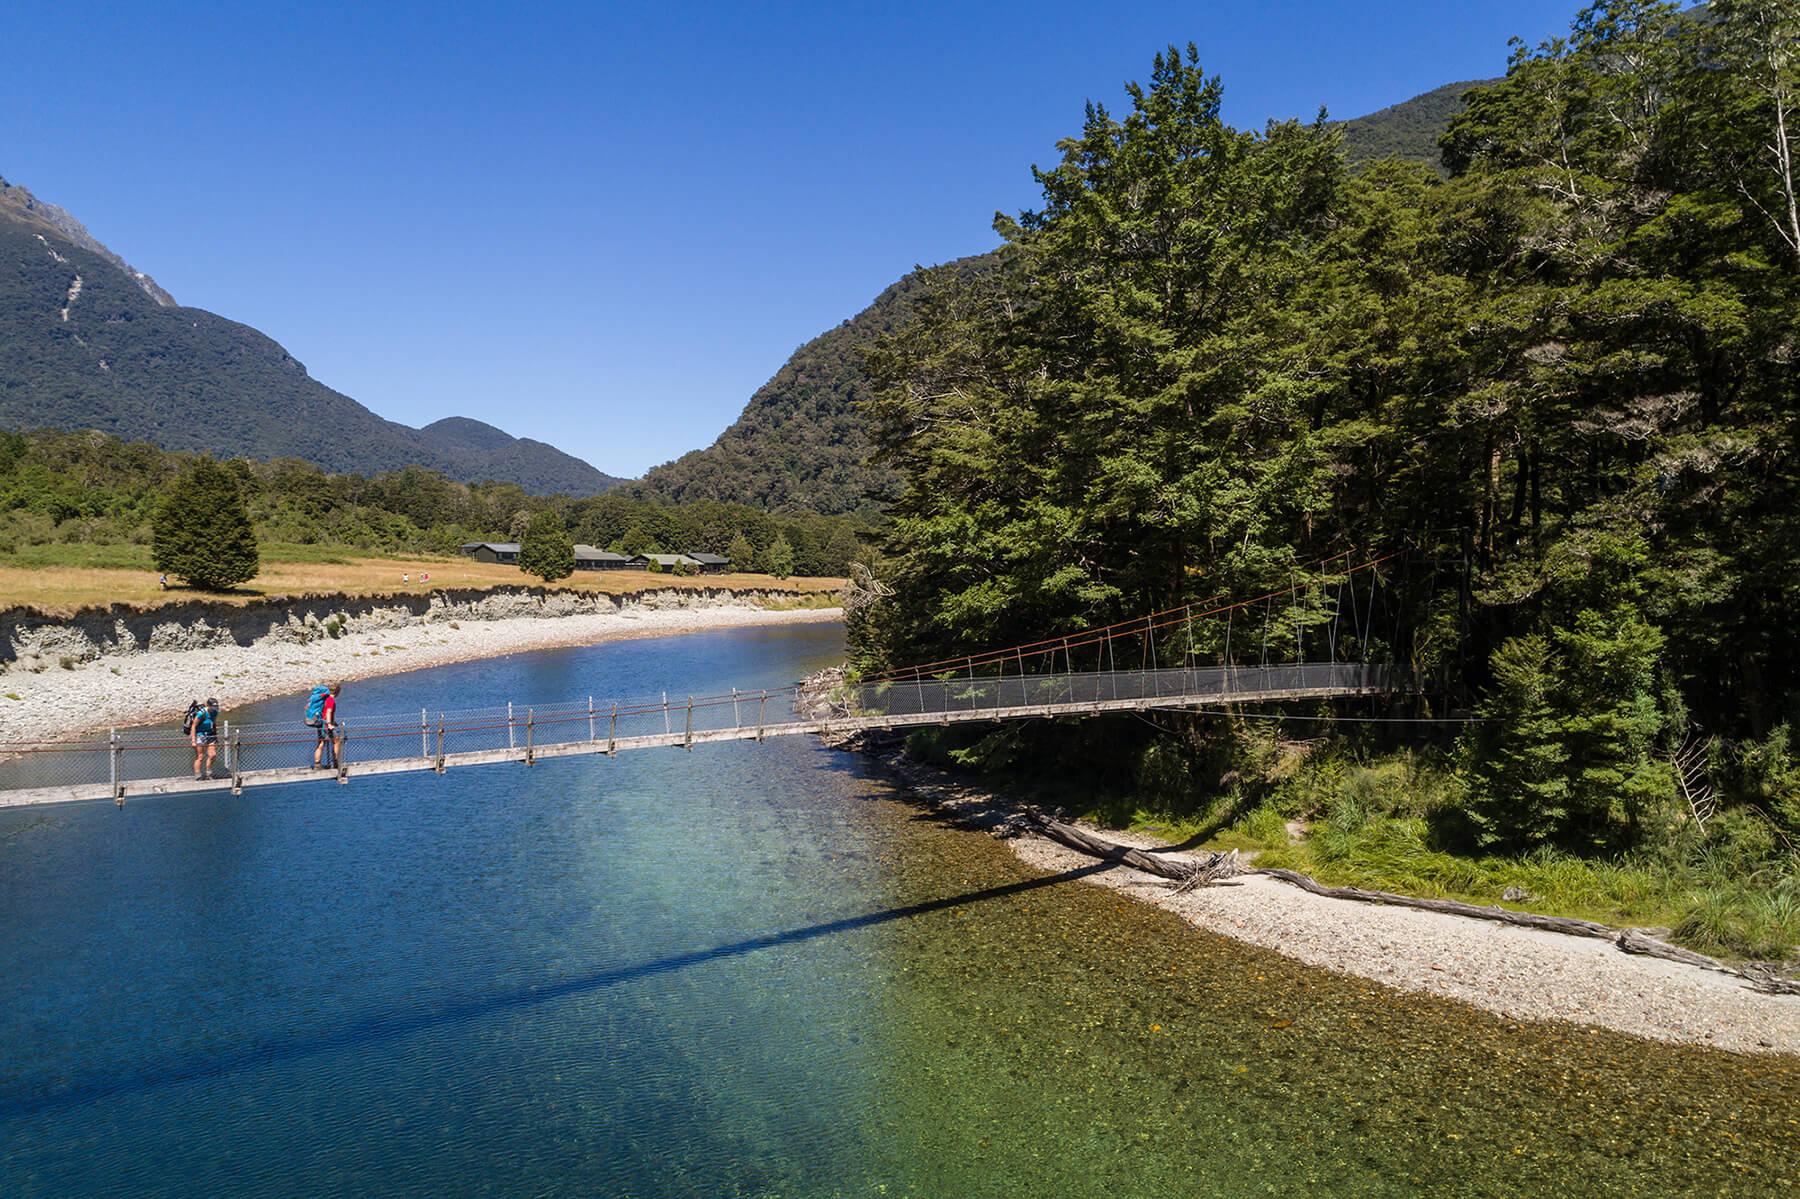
[7,0,1592,479]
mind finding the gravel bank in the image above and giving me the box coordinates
[0,595,842,744]
[871,749,1800,1058]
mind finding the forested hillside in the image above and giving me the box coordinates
[853,2,1800,955]
[630,265,968,515]
[0,194,622,496]
[632,80,1492,515]
[1337,80,1492,171]
[0,428,867,578]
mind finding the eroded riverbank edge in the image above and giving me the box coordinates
[835,732,1800,1058]
[0,585,842,744]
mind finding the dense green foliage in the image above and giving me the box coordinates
[630,268,954,515]
[854,3,1800,953]
[0,429,869,577]
[630,88,1472,517]
[0,209,622,497]
[151,457,260,590]
[517,509,575,582]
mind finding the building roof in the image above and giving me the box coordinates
[687,552,730,565]
[460,542,520,553]
[573,545,633,563]
[640,553,700,567]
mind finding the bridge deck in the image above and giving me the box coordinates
[0,663,1400,809]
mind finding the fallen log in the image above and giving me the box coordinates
[1252,867,1620,940]
[1254,867,1800,994]
[1023,813,1239,886]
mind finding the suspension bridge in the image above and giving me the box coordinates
[0,554,1417,809]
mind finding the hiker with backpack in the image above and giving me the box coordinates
[308,683,342,769]
[187,697,220,780]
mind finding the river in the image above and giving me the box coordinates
[0,623,1794,1196]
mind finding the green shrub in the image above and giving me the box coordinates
[1233,805,1292,848]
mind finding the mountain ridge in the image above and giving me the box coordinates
[0,175,177,307]
[0,180,622,496]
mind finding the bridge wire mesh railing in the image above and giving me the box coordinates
[0,551,1413,796]
[0,662,1397,796]
[0,689,797,793]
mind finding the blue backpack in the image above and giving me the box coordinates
[304,686,331,727]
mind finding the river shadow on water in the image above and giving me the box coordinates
[0,623,1795,1196]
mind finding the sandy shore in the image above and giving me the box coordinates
[0,601,843,744]
[869,749,1800,1058]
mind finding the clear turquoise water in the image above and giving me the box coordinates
[1,624,1796,1197]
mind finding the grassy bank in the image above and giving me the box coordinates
[0,542,843,616]
[904,725,1800,965]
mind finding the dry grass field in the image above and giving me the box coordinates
[0,553,844,617]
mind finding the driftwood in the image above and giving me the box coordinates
[1252,868,1620,939]
[1738,963,1800,996]
[1251,869,1800,995]
[1023,813,1241,888]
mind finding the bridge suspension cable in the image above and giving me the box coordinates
[0,550,1413,807]
[866,549,1406,684]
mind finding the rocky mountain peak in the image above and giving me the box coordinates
[0,173,177,307]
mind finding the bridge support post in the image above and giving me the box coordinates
[608,703,618,756]
[526,708,535,766]
[230,730,243,796]
[757,691,766,742]
[683,696,693,750]
[109,728,121,806]
[588,697,595,744]
[421,709,428,758]
[435,719,446,774]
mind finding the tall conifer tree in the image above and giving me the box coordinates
[152,457,259,591]
[517,510,575,582]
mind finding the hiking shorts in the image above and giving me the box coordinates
[316,725,335,743]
